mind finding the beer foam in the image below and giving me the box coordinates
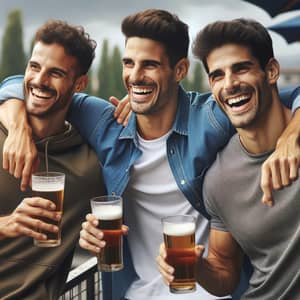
[163,222,195,236]
[93,205,122,220]
[32,183,64,192]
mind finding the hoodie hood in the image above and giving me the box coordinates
[0,121,85,173]
[0,121,83,154]
[34,122,84,154]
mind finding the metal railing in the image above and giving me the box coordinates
[60,257,102,300]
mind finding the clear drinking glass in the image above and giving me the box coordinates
[90,195,123,272]
[32,172,65,247]
[162,214,196,293]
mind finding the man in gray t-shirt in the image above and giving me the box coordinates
[158,19,300,299]
[203,134,300,299]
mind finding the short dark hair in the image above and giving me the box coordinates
[34,20,97,75]
[121,9,189,68]
[192,18,274,73]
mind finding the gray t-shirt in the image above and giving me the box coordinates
[203,134,300,300]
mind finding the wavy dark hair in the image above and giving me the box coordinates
[34,20,97,75]
[122,9,189,68]
[193,18,274,73]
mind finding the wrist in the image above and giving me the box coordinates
[9,118,33,139]
[0,216,9,240]
[0,99,28,131]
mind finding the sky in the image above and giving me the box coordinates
[1,0,300,69]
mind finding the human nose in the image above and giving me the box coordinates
[224,72,239,92]
[130,65,144,83]
[32,71,49,86]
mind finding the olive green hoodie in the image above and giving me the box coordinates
[0,122,105,300]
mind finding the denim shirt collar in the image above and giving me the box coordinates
[172,86,189,136]
[118,85,189,142]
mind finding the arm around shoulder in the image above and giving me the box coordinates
[0,75,25,102]
[0,99,38,191]
[68,93,116,142]
[260,107,300,206]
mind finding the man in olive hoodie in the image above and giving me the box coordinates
[0,20,105,299]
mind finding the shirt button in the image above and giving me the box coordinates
[170,149,175,155]
[181,179,185,185]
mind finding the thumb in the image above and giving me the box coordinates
[109,96,119,107]
[261,192,273,207]
[195,245,205,257]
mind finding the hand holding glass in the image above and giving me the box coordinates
[162,215,196,294]
[90,195,123,272]
[32,172,65,247]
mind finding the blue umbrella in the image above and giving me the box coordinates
[269,15,300,43]
[243,0,300,17]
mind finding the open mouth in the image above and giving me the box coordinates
[132,86,153,96]
[226,94,251,108]
[30,87,55,100]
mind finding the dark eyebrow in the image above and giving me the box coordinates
[208,60,255,79]
[29,60,67,76]
[50,67,68,76]
[208,69,222,79]
[122,57,161,66]
[29,60,39,66]
[143,59,161,66]
[232,60,254,69]
[122,57,132,63]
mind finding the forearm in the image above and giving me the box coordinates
[0,99,31,134]
[277,108,300,149]
[0,99,33,149]
[196,256,240,296]
[0,99,37,191]
[0,215,10,240]
[195,229,242,296]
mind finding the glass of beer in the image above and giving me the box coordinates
[90,195,123,272]
[162,215,196,294]
[32,172,65,247]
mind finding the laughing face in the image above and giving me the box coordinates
[122,37,180,116]
[24,42,79,119]
[207,44,272,129]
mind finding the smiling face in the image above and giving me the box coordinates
[122,37,184,117]
[207,43,273,129]
[24,42,81,119]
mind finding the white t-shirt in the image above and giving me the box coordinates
[123,131,223,300]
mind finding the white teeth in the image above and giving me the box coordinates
[228,95,249,105]
[132,87,152,94]
[31,88,51,99]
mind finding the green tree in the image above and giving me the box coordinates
[97,39,112,99]
[84,70,94,95]
[190,62,203,92]
[190,62,206,93]
[181,76,191,91]
[110,45,126,99]
[29,37,35,58]
[0,10,26,81]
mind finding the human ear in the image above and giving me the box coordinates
[175,58,190,82]
[266,58,279,84]
[74,74,88,92]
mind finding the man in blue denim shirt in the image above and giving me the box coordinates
[1,10,300,300]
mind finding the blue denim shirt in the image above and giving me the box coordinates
[0,75,299,299]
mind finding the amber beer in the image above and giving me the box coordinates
[162,215,196,293]
[32,172,65,247]
[91,196,123,272]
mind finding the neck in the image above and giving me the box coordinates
[238,93,291,154]
[29,115,67,140]
[136,97,178,140]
